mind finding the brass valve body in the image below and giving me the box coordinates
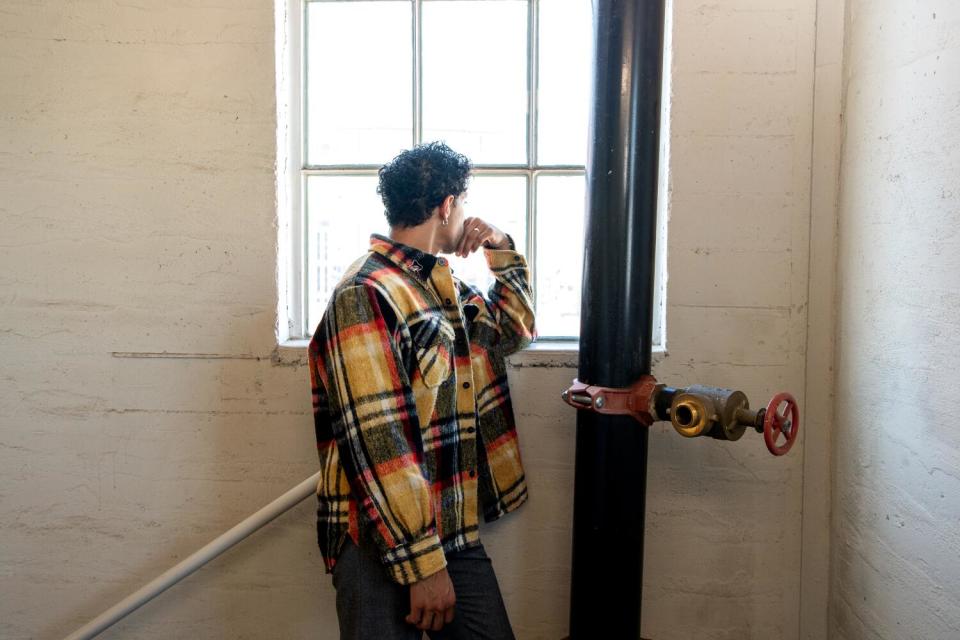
[669,384,753,441]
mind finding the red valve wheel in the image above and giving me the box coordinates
[763,392,799,456]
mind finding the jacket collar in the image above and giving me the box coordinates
[369,233,439,282]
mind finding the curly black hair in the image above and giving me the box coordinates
[377,141,472,228]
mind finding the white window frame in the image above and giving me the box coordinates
[275,0,669,354]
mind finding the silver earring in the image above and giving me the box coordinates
[441,218,449,226]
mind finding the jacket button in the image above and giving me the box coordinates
[445,298,452,305]
[469,469,477,478]
[463,381,471,389]
[467,427,476,434]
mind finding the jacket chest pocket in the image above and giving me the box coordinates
[409,316,455,389]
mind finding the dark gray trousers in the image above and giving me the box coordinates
[332,534,516,640]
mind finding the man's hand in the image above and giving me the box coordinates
[406,567,456,632]
[455,217,510,257]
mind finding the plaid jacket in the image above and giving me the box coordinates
[308,232,537,585]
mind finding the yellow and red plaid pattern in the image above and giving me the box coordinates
[308,233,536,584]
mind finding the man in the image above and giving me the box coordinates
[308,142,537,639]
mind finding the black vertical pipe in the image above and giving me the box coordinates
[570,1,666,638]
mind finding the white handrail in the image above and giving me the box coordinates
[63,471,322,640]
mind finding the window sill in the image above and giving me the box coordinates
[274,338,668,369]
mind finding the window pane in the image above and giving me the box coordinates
[446,176,527,293]
[538,0,592,165]
[305,2,412,165]
[306,176,388,332]
[536,175,585,338]
[422,1,528,164]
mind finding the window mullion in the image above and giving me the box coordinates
[527,171,537,316]
[413,0,423,145]
[526,0,539,313]
[527,0,539,171]
[298,0,309,339]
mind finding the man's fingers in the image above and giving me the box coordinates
[454,225,467,256]
[463,225,483,256]
[455,216,505,257]
[461,225,489,257]
[462,231,477,256]
[412,608,453,631]
[472,229,493,253]
[457,217,478,257]
[479,229,493,249]
[430,610,444,632]
[456,230,470,257]
[467,229,481,255]
[417,610,435,631]
[405,605,423,626]
[456,226,472,257]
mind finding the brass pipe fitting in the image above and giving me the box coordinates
[685,384,750,441]
[667,385,753,440]
[670,392,713,437]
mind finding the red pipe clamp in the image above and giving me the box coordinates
[561,375,659,427]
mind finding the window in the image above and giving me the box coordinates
[276,0,667,347]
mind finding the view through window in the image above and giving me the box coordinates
[299,0,593,340]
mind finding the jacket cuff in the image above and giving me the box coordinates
[483,246,527,271]
[381,531,447,585]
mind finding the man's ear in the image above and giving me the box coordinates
[440,194,455,216]
[435,195,453,225]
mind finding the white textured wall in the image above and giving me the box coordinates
[0,1,830,639]
[644,1,826,638]
[0,2,321,639]
[831,2,960,639]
